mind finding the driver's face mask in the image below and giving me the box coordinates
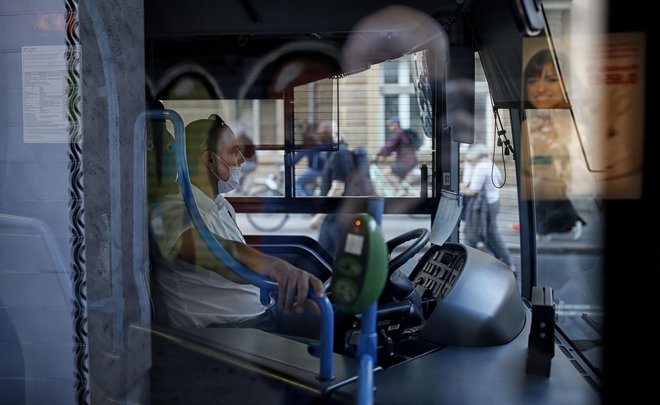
[209,152,241,194]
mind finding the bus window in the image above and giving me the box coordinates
[459,53,521,287]
[290,52,434,201]
[230,51,437,261]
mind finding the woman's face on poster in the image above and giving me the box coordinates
[526,62,566,109]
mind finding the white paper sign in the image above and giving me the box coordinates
[344,233,365,256]
[430,190,462,246]
[22,45,68,143]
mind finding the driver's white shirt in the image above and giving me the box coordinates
[150,185,269,328]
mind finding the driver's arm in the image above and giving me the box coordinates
[174,228,324,312]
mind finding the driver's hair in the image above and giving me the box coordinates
[184,115,232,196]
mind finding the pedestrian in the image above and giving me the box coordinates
[309,138,376,258]
[462,143,515,274]
[293,121,333,196]
[234,125,257,194]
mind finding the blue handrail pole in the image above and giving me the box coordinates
[368,197,384,226]
[314,294,335,380]
[357,302,377,405]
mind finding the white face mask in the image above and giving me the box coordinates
[210,153,242,194]
[217,166,241,194]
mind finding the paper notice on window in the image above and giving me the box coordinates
[430,190,462,246]
[22,45,69,143]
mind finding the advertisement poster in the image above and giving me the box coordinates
[587,33,646,199]
[523,32,645,199]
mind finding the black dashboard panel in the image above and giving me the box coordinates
[411,242,526,347]
[410,243,467,303]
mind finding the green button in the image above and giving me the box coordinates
[336,257,362,277]
[333,278,358,305]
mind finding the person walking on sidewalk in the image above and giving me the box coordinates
[462,143,516,275]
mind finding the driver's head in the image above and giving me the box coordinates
[186,115,246,197]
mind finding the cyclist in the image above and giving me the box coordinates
[373,117,418,197]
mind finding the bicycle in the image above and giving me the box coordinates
[242,165,290,232]
[369,163,430,219]
[369,163,418,197]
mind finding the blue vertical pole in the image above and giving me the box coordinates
[357,302,377,405]
[368,197,384,226]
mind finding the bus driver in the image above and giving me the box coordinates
[147,114,323,340]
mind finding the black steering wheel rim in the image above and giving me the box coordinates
[386,228,430,275]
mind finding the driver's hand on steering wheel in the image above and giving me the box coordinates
[266,259,324,316]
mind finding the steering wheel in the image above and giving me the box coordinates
[386,228,431,275]
[378,228,431,303]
